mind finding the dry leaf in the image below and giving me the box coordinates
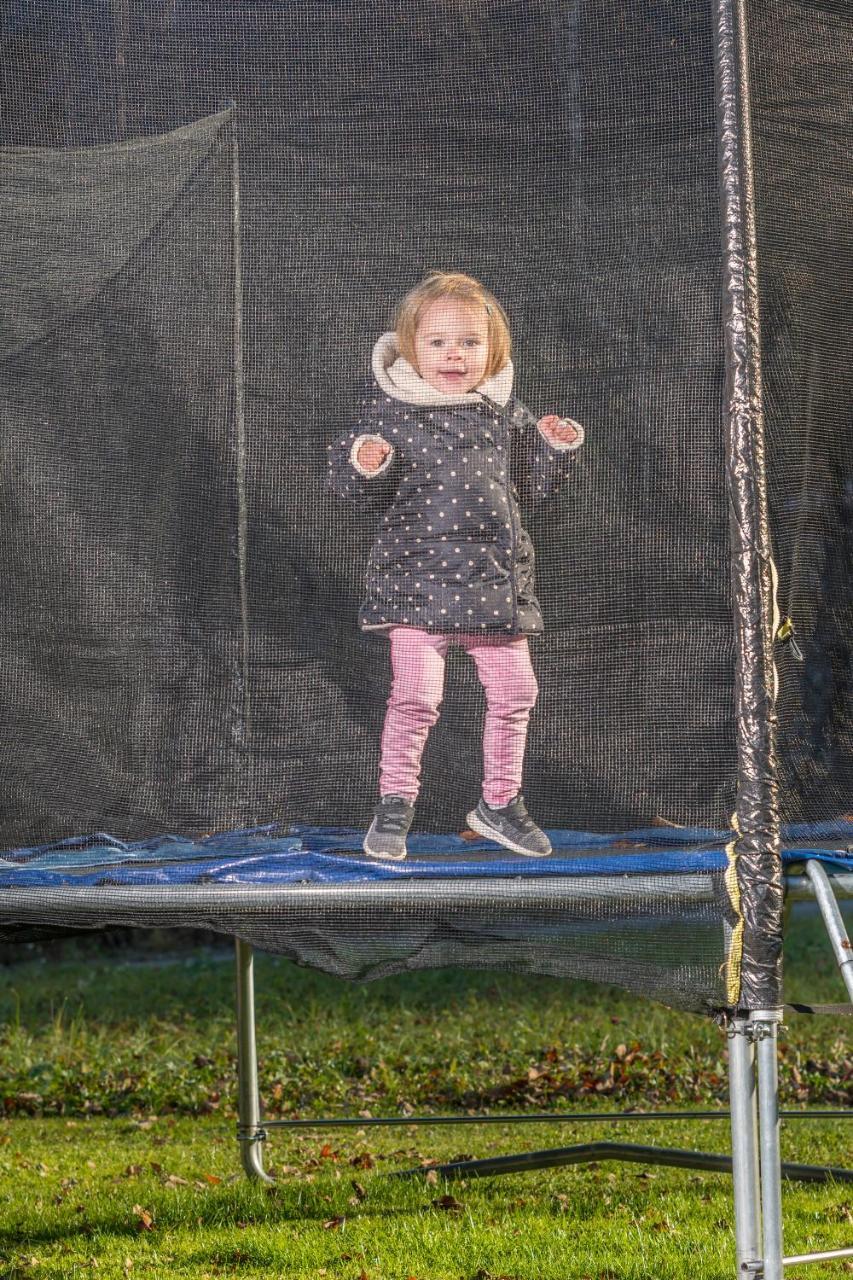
[431,1194,464,1211]
[131,1204,154,1232]
[322,1215,345,1230]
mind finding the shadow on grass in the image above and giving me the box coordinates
[0,1176,468,1248]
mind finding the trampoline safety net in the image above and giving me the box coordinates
[0,1,849,1014]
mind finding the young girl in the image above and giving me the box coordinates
[328,272,584,860]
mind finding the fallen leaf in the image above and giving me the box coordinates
[431,1194,464,1211]
[131,1204,155,1232]
[322,1215,345,1230]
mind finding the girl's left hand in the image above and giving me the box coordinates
[538,414,580,445]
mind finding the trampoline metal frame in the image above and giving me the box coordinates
[233,863,853,1279]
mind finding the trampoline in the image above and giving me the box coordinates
[0,2,851,1277]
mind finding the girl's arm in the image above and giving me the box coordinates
[508,397,585,502]
[327,424,399,504]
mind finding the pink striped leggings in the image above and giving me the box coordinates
[379,626,539,807]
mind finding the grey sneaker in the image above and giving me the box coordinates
[363,795,415,861]
[465,794,552,857]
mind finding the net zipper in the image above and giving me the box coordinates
[479,394,519,632]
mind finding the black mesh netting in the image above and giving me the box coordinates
[0,2,734,838]
[748,0,853,823]
[0,2,848,1011]
[0,112,247,840]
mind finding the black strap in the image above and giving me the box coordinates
[785,1002,853,1017]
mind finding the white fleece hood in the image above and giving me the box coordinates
[371,332,514,408]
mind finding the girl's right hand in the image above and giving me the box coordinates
[357,438,391,472]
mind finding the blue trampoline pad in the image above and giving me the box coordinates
[0,822,850,888]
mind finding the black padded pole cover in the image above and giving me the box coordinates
[713,0,783,1009]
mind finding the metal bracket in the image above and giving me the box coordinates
[727,1015,785,1044]
[236,1126,268,1144]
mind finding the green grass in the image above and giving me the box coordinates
[0,908,850,1279]
[1,1114,852,1279]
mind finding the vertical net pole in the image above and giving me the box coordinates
[228,106,254,817]
[713,0,783,1012]
[755,1018,784,1280]
[728,1020,762,1269]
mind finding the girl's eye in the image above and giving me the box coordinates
[463,338,481,347]
[430,339,444,347]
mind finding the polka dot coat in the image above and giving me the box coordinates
[328,336,583,637]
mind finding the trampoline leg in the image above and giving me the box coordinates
[728,1018,761,1274]
[805,860,853,1000]
[235,938,273,1182]
[755,1012,785,1280]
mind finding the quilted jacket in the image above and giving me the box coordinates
[328,333,583,636]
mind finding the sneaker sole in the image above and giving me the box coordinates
[465,810,552,858]
[362,835,408,861]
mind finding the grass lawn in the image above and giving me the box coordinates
[0,907,850,1279]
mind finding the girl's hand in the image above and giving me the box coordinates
[357,438,391,472]
[538,414,580,446]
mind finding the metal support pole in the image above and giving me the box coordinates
[728,1018,762,1273]
[805,860,853,1000]
[754,1011,784,1280]
[235,938,273,1182]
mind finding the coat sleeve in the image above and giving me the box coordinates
[327,402,401,506]
[508,396,584,503]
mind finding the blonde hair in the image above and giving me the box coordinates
[395,272,511,380]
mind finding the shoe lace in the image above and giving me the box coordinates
[376,798,411,834]
[377,812,410,834]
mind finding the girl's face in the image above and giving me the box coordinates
[412,298,490,394]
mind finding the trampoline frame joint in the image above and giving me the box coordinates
[236,1126,268,1144]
